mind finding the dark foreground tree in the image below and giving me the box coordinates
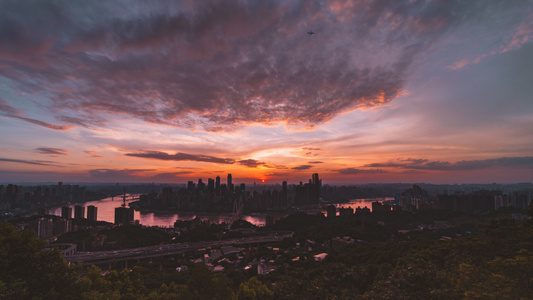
[0,222,77,299]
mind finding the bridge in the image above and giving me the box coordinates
[66,231,293,265]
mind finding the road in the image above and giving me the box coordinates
[66,231,293,265]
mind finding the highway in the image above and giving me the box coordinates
[66,231,293,265]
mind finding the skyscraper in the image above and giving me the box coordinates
[227,174,233,192]
[74,205,85,219]
[61,206,72,219]
[312,173,320,186]
[87,205,97,221]
[115,207,134,225]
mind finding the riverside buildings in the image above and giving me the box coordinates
[135,173,321,212]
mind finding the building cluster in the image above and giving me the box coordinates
[325,205,370,218]
[26,217,72,242]
[23,204,98,241]
[396,185,531,213]
[59,205,98,221]
[135,173,321,213]
[115,206,134,225]
[0,182,87,212]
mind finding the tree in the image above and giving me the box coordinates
[0,222,77,299]
[237,277,273,300]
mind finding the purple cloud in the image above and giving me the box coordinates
[337,168,386,175]
[238,159,265,168]
[364,157,533,171]
[292,164,313,170]
[36,147,69,156]
[0,0,478,130]
[1,98,73,130]
[0,157,56,166]
[125,151,235,164]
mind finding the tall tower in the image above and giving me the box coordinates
[215,176,221,191]
[87,205,98,222]
[312,173,320,185]
[227,174,233,192]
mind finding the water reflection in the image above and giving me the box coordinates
[49,196,393,227]
[325,197,394,215]
[48,195,268,227]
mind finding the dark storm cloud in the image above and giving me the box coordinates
[337,168,386,175]
[125,151,235,164]
[0,157,56,166]
[292,164,313,170]
[35,147,69,156]
[365,157,533,171]
[0,0,483,130]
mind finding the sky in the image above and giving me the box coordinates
[0,0,532,185]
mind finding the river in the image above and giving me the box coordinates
[48,195,392,227]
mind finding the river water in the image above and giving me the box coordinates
[48,195,392,227]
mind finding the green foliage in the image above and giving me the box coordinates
[2,210,533,299]
[237,277,273,300]
[0,222,78,299]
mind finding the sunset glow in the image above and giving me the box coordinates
[0,1,532,184]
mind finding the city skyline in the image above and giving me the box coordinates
[1,1,532,185]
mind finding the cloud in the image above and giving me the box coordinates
[448,19,533,70]
[308,161,323,164]
[0,98,73,130]
[88,168,191,182]
[0,98,22,116]
[151,172,193,181]
[125,151,235,164]
[36,147,69,156]
[10,115,73,130]
[89,168,153,179]
[302,147,321,151]
[0,0,480,130]
[292,164,313,170]
[238,159,265,168]
[84,151,103,158]
[336,168,386,175]
[0,157,56,166]
[364,157,533,171]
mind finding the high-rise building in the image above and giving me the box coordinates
[87,205,98,221]
[61,206,72,219]
[294,174,321,206]
[161,187,172,207]
[74,205,85,219]
[114,207,134,225]
[312,173,320,186]
[53,219,72,236]
[34,218,54,239]
[215,176,221,192]
[326,205,336,218]
[207,178,215,192]
[227,174,233,192]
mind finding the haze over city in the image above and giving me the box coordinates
[1,0,532,184]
